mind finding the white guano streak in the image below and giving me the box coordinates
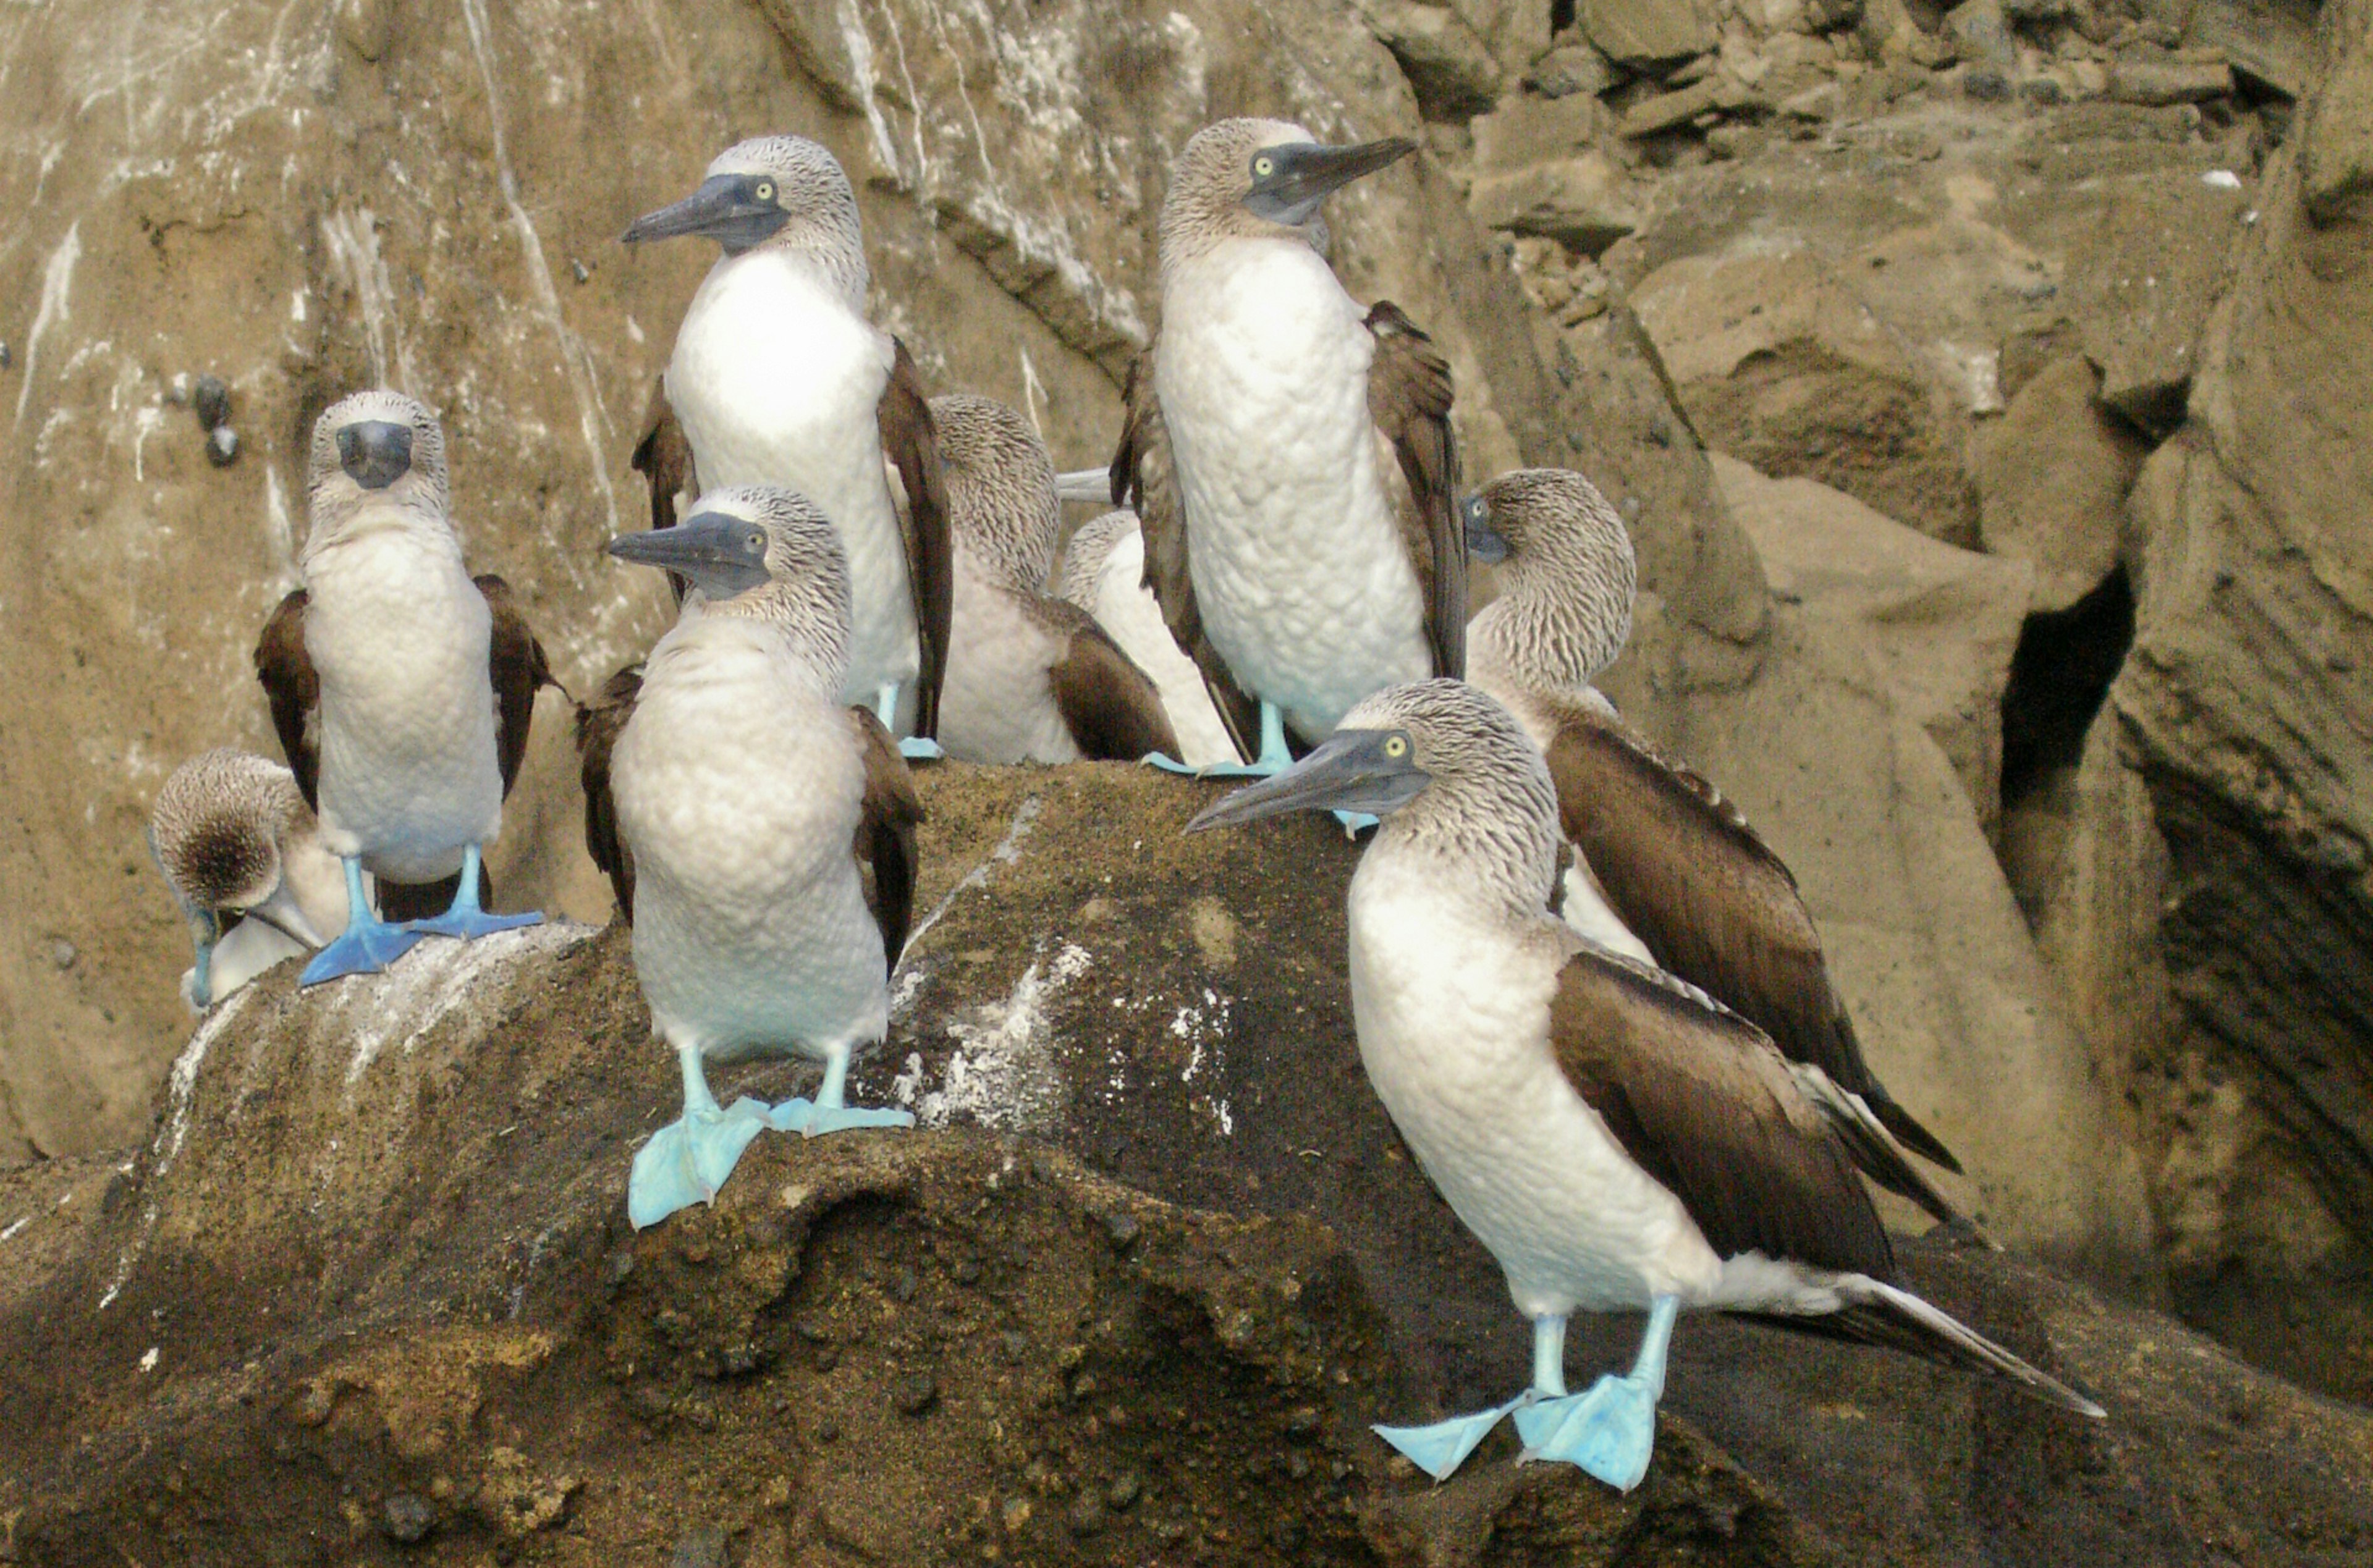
[14,221,80,428]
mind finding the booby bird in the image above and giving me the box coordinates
[1053,505,1239,769]
[624,135,953,759]
[253,390,554,984]
[1465,470,1969,1212]
[1109,119,1465,774]
[578,486,921,1228]
[930,394,1178,765]
[1188,680,2102,1490]
[148,749,353,1008]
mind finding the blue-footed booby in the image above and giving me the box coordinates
[578,487,921,1228]
[1187,680,2102,1489]
[931,394,1178,764]
[1109,119,1465,775]
[624,136,954,760]
[1053,505,1238,769]
[253,391,554,985]
[1465,470,1969,1216]
[148,749,354,1008]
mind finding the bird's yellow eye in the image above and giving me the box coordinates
[1384,735,1408,759]
[755,180,776,201]
[1253,156,1275,179]
[747,532,764,553]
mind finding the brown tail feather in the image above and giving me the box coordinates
[1744,1276,2104,1418]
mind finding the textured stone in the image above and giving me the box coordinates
[2106,54,2237,105]
[1973,355,2148,612]
[2062,168,2252,433]
[1352,0,1505,119]
[1580,0,1719,67]
[1466,153,1644,255]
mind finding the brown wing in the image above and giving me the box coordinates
[254,589,319,810]
[1549,945,1896,1279]
[878,337,954,742]
[574,664,643,920]
[629,376,695,536]
[1545,699,1961,1174]
[1044,603,1182,762]
[847,706,924,973]
[476,574,557,796]
[1364,301,1465,680]
[1109,346,1260,761]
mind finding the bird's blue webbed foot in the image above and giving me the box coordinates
[1515,1296,1678,1493]
[402,843,544,942]
[1374,1394,1527,1482]
[300,858,424,985]
[629,1045,771,1228]
[763,1045,915,1138]
[1146,700,1293,778]
[875,684,944,761]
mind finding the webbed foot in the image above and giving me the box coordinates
[765,1097,916,1137]
[1145,701,1295,778]
[402,843,544,943]
[1373,1394,1526,1482]
[298,917,422,985]
[628,1098,771,1228]
[896,736,945,762]
[1333,810,1380,835]
[1513,1373,1659,1493]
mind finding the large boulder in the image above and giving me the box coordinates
[4,763,2368,1566]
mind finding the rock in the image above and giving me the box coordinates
[189,374,229,432]
[1973,355,2147,612]
[1621,80,1723,138]
[1469,92,1610,169]
[1944,0,2017,73]
[2107,53,2235,106]
[2188,1,2316,100]
[1523,40,1621,98]
[1351,0,1504,119]
[1580,0,1718,68]
[205,426,240,468]
[380,1492,435,1545]
[2061,167,2251,433]
[2299,13,2373,226]
[1466,153,1644,255]
[669,1524,729,1568]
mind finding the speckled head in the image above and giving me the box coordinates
[1158,117,1415,276]
[607,486,853,689]
[930,392,1060,588]
[624,135,868,302]
[149,749,309,917]
[304,389,450,538]
[1055,508,1140,610]
[1469,468,1636,694]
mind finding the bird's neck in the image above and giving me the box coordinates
[730,233,869,315]
[1360,786,1565,932]
[1470,565,1628,699]
[300,495,464,572]
[668,601,848,702]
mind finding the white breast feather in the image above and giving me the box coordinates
[1085,526,1238,767]
[939,555,1081,764]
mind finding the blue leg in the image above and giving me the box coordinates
[300,857,425,985]
[766,1043,915,1137]
[880,683,944,761]
[1146,700,1294,778]
[1514,1296,1678,1493]
[628,1042,771,1228]
[402,843,544,942]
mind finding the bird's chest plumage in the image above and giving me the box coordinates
[302,528,501,881]
[1346,858,1719,1314]
[668,255,914,696]
[1157,246,1429,740]
[613,630,885,1059]
[939,560,1079,765]
[1088,533,1237,769]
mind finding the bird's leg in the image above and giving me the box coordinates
[1372,1313,1555,1482]
[1514,1295,1679,1493]
[300,856,426,985]
[764,1039,916,1137]
[878,683,944,761]
[627,1039,770,1229]
[402,843,544,942]
[1145,700,1296,778]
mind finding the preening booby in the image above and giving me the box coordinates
[578,487,921,1228]
[1109,119,1465,773]
[253,391,554,985]
[1188,680,2101,1490]
[624,135,954,759]
[1053,506,1238,769]
[149,749,353,1008]
[1465,470,1969,1216]
[931,394,1177,765]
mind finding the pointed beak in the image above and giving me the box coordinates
[185,909,221,1010]
[242,888,328,950]
[1243,137,1418,226]
[622,174,789,252]
[1463,495,1509,564]
[1185,728,1430,833]
[606,512,772,600]
[336,420,413,490]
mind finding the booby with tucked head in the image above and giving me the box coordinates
[149,749,353,1008]
[253,390,554,985]
[931,394,1177,765]
[1053,505,1238,769]
[1465,470,1969,1223]
[1190,680,2100,1490]
[578,486,921,1228]
[624,135,953,760]
[1109,118,1465,774]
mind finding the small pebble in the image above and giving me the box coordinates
[192,374,231,431]
[670,1525,729,1568]
[895,1370,940,1415]
[0,341,12,370]
[1102,1210,1141,1251]
[813,1415,840,1443]
[571,258,592,284]
[381,1492,435,1543]
[1963,69,2013,102]
[1067,1495,1106,1537]
[49,940,75,971]
[207,426,240,467]
[1106,1472,1142,1511]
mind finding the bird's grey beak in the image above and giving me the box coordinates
[1243,138,1418,226]
[606,512,773,600]
[1463,495,1509,564]
[185,908,221,1010]
[622,174,791,254]
[1185,728,1430,833]
[337,421,413,491]
[242,889,326,950]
